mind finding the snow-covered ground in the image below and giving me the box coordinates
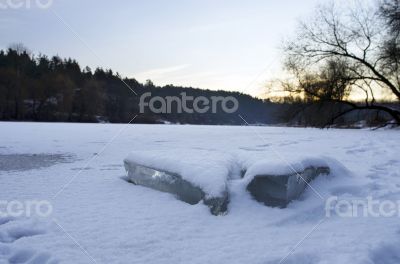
[0,122,399,264]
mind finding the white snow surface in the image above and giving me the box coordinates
[0,122,400,264]
[243,157,333,180]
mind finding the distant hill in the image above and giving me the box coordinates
[132,84,281,125]
[0,47,281,125]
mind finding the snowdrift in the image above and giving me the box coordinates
[124,152,333,215]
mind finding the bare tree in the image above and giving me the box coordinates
[282,0,400,126]
[380,0,400,37]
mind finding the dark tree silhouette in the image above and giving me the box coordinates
[281,0,400,126]
[0,46,278,125]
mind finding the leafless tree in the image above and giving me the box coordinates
[282,0,400,126]
[381,0,400,37]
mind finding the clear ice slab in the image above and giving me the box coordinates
[124,160,229,215]
[246,166,330,208]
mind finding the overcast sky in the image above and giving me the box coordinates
[1,0,328,97]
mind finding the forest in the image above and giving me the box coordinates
[0,45,397,127]
[0,46,282,125]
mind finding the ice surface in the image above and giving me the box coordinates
[0,154,70,172]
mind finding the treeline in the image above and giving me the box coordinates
[277,97,398,128]
[0,47,280,125]
[1,46,396,127]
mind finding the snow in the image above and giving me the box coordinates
[0,122,399,263]
[243,157,330,180]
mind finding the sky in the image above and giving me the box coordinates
[0,0,327,97]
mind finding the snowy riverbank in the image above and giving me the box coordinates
[0,122,399,263]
